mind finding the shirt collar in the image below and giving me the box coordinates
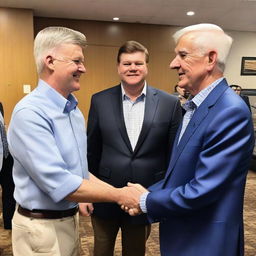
[64,94,78,113]
[121,81,147,101]
[191,77,224,108]
[38,79,78,113]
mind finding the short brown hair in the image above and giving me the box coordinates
[117,40,149,63]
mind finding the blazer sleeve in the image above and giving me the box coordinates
[87,95,102,175]
[146,105,254,221]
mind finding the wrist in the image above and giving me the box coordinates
[139,192,149,213]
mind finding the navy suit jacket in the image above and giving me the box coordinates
[87,84,182,224]
[146,79,254,255]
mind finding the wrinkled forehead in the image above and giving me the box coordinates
[174,33,199,53]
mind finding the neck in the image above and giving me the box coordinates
[190,73,223,96]
[40,74,69,99]
[122,81,145,101]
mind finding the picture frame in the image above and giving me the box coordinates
[241,57,256,76]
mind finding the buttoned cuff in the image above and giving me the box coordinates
[139,192,150,213]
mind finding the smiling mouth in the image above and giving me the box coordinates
[73,74,80,79]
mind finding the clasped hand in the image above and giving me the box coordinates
[118,182,148,216]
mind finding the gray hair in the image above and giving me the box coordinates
[173,23,233,72]
[34,26,87,74]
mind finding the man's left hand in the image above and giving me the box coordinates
[79,202,94,216]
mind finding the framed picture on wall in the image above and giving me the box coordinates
[241,57,256,76]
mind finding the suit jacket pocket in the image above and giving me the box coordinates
[99,167,111,179]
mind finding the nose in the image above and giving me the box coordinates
[78,63,86,73]
[170,56,180,69]
[129,63,137,70]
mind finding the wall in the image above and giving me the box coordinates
[225,30,256,89]
[0,8,37,124]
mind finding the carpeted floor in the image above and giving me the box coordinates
[1,171,256,256]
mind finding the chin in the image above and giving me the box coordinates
[72,84,80,92]
[125,79,139,84]
[74,86,80,92]
[177,82,187,88]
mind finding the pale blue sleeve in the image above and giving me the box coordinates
[8,108,83,203]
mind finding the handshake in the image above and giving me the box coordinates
[117,182,148,216]
[78,179,149,217]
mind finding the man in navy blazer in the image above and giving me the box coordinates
[84,41,182,256]
[124,24,255,256]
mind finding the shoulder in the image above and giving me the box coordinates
[92,85,120,98]
[205,82,250,117]
[148,85,179,102]
[205,89,253,136]
[11,90,53,124]
[12,93,37,115]
[220,87,250,115]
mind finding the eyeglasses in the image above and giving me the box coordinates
[53,57,85,66]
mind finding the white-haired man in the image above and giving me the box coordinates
[123,23,254,256]
[7,26,139,256]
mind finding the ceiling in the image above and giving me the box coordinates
[1,0,256,32]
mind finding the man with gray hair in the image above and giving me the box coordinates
[122,23,254,256]
[8,26,140,256]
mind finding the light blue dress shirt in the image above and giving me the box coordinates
[140,77,224,213]
[7,80,89,210]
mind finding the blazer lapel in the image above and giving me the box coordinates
[163,79,230,183]
[177,106,209,153]
[133,86,158,155]
[111,85,133,153]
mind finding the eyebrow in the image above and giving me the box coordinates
[177,50,188,55]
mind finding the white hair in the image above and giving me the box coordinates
[173,23,233,72]
[34,27,87,74]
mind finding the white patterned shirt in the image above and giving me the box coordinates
[122,83,147,150]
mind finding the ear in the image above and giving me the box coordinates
[44,55,55,71]
[206,50,217,71]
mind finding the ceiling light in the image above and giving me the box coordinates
[113,17,120,21]
[186,11,195,16]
